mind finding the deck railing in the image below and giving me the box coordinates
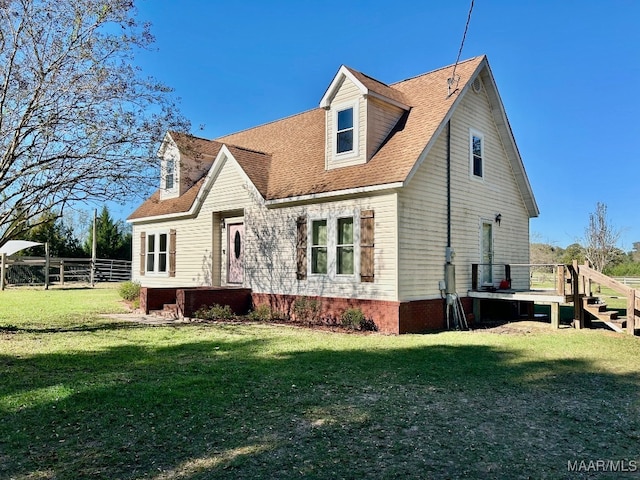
[574,261,639,334]
[471,263,569,295]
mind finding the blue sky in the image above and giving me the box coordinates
[123,0,639,250]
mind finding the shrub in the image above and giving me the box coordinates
[194,304,234,320]
[359,317,378,332]
[293,297,321,324]
[340,308,378,331]
[248,304,273,321]
[118,281,141,301]
[605,262,640,277]
[341,308,365,330]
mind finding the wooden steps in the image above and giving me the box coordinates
[583,297,625,332]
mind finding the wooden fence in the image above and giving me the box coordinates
[2,256,131,287]
[612,277,640,288]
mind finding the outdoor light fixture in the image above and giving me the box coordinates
[495,213,502,226]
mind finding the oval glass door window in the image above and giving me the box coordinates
[234,231,241,259]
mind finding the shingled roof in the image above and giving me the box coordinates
[129,55,537,221]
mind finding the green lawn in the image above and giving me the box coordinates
[1,287,639,479]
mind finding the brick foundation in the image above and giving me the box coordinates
[251,293,474,334]
[141,287,474,334]
[177,287,252,317]
[140,286,251,317]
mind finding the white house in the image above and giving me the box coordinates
[128,55,538,333]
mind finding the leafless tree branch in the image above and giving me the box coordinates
[0,0,189,245]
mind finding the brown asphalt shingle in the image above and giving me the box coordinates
[129,56,484,220]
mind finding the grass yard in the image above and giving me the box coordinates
[1,288,639,479]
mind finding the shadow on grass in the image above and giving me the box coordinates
[1,330,639,479]
[0,321,150,334]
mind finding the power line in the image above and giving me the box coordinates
[448,0,475,96]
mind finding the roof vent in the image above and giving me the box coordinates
[472,77,482,93]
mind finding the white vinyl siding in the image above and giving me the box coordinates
[367,97,405,160]
[159,135,215,201]
[132,158,399,300]
[325,76,367,169]
[243,193,398,301]
[132,155,255,288]
[397,85,531,301]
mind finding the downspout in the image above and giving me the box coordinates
[444,119,466,329]
[447,120,452,251]
[445,119,455,291]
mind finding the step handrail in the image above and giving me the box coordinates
[575,261,638,334]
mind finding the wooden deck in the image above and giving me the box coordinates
[468,261,638,335]
[467,289,568,304]
[467,288,569,328]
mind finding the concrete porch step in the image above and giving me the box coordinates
[150,304,179,319]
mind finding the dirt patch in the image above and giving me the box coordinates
[470,320,564,335]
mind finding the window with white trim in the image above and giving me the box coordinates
[311,219,328,274]
[309,214,357,279]
[336,107,354,154]
[336,217,354,275]
[470,130,484,178]
[331,101,359,160]
[146,232,168,274]
[164,159,175,190]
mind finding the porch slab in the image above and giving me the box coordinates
[467,289,567,304]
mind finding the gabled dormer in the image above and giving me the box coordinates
[320,65,410,170]
[158,132,216,201]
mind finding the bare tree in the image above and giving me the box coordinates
[583,202,621,272]
[0,0,189,246]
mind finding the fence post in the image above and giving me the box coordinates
[556,265,565,296]
[60,260,65,285]
[572,260,583,329]
[44,243,50,290]
[471,264,478,291]
[1,253,6,291]
[628,290,636,335]
[90,209,97,287]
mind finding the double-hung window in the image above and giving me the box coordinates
[146,232,168,274]
[336,107,354,154]
[311,220,328,274]
[309,215,356,278]
[336,217,354,275]
[164,159,175,190]
[470,130,484,179]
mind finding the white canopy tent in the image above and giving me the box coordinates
[0,240,43,256]
[0,240,45,290]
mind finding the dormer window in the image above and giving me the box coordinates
[165,159,175,190]
[337,107,354,153]
[331,101,359,161]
